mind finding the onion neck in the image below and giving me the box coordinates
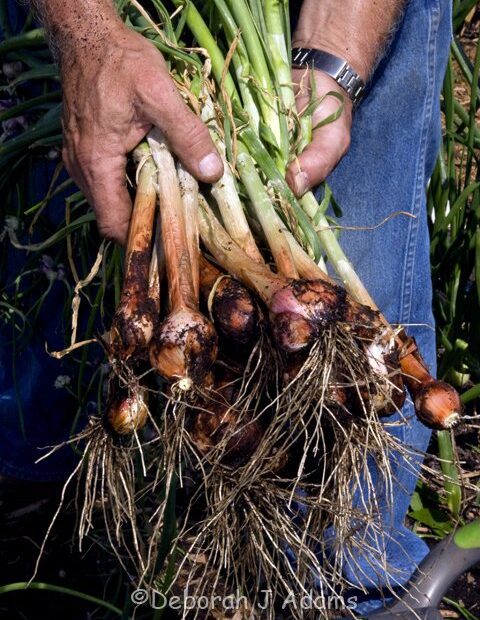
[148,130,198,312]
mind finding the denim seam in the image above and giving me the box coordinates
[398,0,440,447]
[399,1,440,330]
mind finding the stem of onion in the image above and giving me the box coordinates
[177,163,200,300]
[110,142,158,360]
[201,97,264,264]
[236,141,298,278]
[148,130,217,386]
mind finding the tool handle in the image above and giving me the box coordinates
[390,520,480,611]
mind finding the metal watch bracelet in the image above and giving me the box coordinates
[291,47,366,108]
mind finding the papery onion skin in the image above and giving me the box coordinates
[149,308,218,385]
[105,392,149,436]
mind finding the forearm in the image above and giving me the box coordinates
[292,0,408,80]
[31,0,123,63]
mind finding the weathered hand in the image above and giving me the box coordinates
[286,68,353,197]
[60,24,223,244]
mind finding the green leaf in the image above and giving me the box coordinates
[454,519,480,550]
[408,507,454,536]
[0,64,59,90]
[259,120,281,152]
[0,28,46,54]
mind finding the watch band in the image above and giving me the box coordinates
[292,47,366,108]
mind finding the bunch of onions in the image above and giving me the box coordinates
[53,0,462,611]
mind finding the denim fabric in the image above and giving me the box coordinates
[321,0,452,611]
[0,160,84,481]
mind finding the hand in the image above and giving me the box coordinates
[60,24,223,244]
[286,68,353,197]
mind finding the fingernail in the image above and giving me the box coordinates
[199,152,223,179]
[293,171,309,196]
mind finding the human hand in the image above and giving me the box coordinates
[286,68,353,197]
[60,24,223,244]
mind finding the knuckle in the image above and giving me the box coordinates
[181,119,211,153]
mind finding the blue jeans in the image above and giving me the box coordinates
[322,0,452,611]
[0,0,451,609]
[0,160,82,481]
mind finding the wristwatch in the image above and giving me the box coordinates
[291,47,366,108]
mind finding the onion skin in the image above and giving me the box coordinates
[193,409,262,467]
[110,146,158,361]
[271,311,316,353]
[192,372,263,466]
[149,308,218,385]
[374,351,406,415]
[105,391,149,436]
[269,279,384,354]
[199,256,260,344]
[413,381,461,430]
[358,343,406,416]
[269,279,346,325]
[111,250,158,360]
[148,134,218,387]
[210,280,259,344]
[399,337,462,430]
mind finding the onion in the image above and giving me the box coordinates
[199,255,260,344]
[148,132,217,387]
[110,144,159,361]
[399,337,461,429]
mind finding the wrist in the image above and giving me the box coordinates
[37,0,125,66]
[291,0,407,83]
[292,33,370,83]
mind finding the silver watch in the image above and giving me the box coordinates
[292,47,366,108]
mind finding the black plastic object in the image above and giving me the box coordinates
[366,519,480,619]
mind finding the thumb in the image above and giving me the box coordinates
[286,126,349,197]
[141,79,223,184]
[287,71,352,196]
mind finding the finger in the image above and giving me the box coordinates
[70,147,132,245]
[62,145,96,211]
[140,76,223,183]
[286,127,350,196]
[90,155,132,245]
[287,97,351,196]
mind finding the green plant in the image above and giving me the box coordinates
[424,1,479,530]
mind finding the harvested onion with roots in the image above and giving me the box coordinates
[39,0,463,616]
